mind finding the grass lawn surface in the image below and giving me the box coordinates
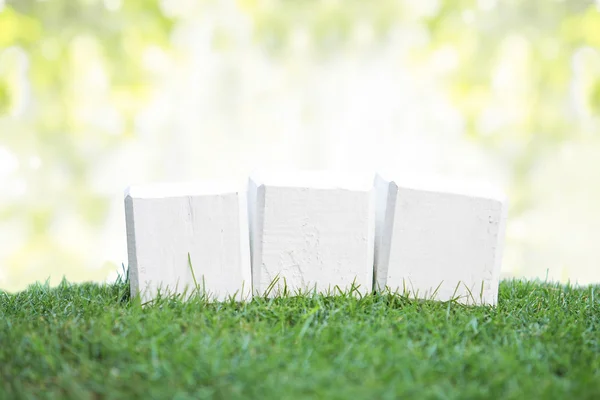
[1,279,599,399]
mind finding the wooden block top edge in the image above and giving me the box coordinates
[124,180,246,199]
[249,169,376,192]
[375,171,508,204]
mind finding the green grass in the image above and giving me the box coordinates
[1,278,599,399]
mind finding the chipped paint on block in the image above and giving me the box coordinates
[248,171,376,297]
[374,172,508,305]
[124,181,252,303]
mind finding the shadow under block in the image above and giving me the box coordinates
[374,173,508,305]
[124,182,252,302]
[248,171,375,297]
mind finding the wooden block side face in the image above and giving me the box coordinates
[247,179,265,294]
[127,192,251,302]
[124,195,140,299]
[255,185,374,296]
[373,175,398,291]
[386,187,507,305]
[373,175,389,272]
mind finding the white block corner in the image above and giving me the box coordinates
[374,172,508,305]
[248,170,376,297]
[124,180,252,303]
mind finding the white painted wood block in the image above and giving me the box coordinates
[248,171,376,297]
[374,173,508,305]
[124,181,252,303]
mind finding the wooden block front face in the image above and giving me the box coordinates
[375,174,508,305]
[249,172,375,297]
[125,183,251,302]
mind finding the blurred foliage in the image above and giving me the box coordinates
[0,0,599,289]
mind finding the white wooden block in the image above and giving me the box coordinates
[374,173,508,305]
[124,181,252,302]
[248,171,376,297]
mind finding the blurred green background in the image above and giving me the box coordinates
[1,0,599,291]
